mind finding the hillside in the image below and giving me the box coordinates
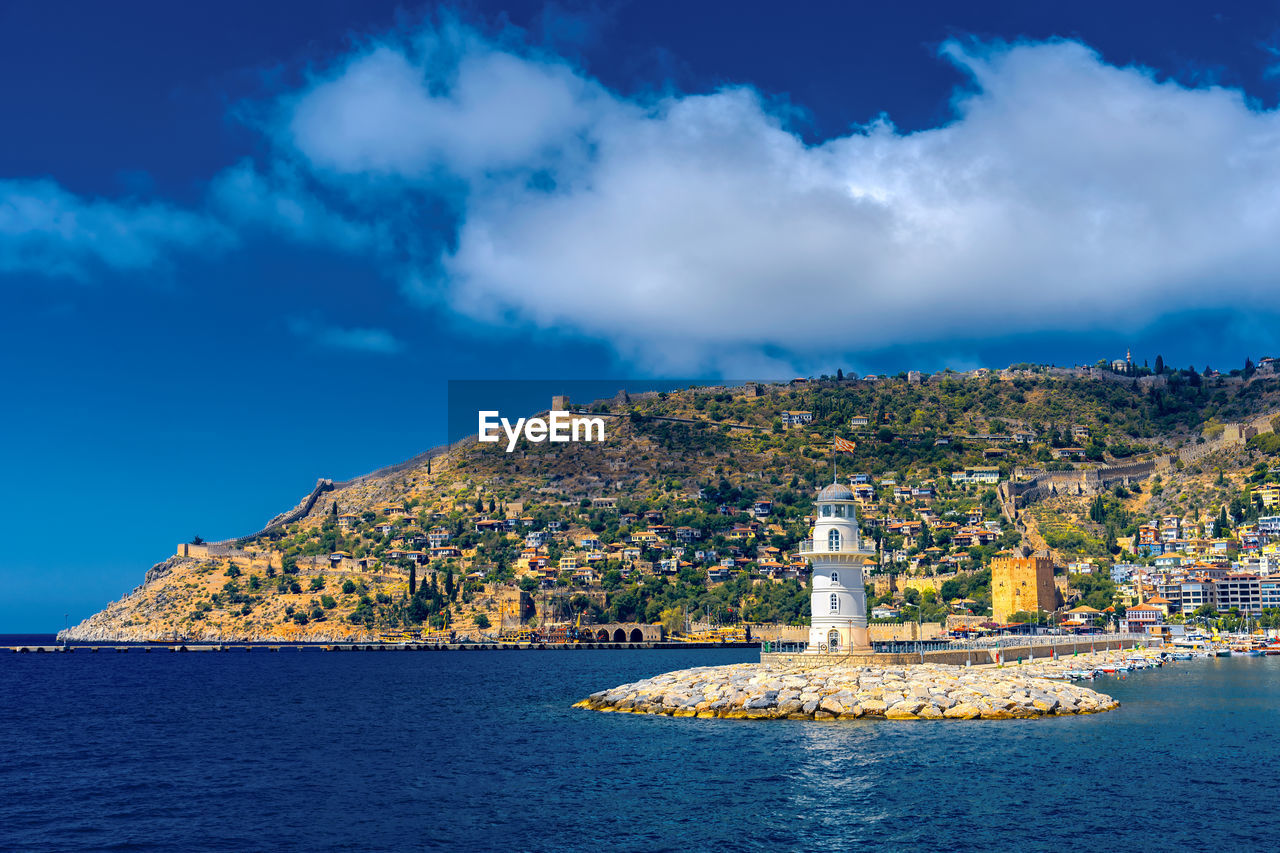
[61,364,1280,642]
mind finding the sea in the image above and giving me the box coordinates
[2,636,1278,851]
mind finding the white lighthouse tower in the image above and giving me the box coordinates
[801,482,875,654]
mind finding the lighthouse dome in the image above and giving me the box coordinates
[817,483,854,501]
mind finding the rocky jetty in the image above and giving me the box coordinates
[575,657,1129,720]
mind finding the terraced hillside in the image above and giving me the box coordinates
[61,366,1280,641]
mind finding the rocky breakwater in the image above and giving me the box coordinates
[574,662,1119,720]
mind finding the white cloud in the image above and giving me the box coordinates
[209,159,385,253]
[288,316,404,354]
[10,24,1280,373]
[0,179,231,279]
[271,31,1280,371]
[285,29,610,180]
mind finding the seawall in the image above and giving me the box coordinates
[761,636,1157,668]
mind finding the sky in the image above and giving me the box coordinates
[5,1,1280,630]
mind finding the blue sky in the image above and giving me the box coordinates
[5,1,1280,630]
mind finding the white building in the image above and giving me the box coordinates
[802,483,876,654]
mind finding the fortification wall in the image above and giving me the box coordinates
[873,570,972,599]
[868,622,945,641]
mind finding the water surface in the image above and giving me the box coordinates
[2,639,1275,850]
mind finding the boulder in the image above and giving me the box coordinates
[943,703,980,719]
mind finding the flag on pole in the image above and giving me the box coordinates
[833,436,858,452]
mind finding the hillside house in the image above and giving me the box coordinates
[950,466,1000,486]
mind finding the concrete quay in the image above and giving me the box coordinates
[761,635,1158,668]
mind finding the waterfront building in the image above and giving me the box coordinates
[801,483,876,654]
[1261,578,1280,611]
[1179,580,1216,616]
[1217,573,1262,616]
[1122,601,1164,634]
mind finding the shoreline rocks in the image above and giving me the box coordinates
[574,655,1142,721]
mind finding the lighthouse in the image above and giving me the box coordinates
[802,482,875,654]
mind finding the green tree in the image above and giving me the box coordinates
[659,606,686,636]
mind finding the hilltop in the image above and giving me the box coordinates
[61,362,1280,642]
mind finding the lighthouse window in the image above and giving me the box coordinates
[831,572,839,584]
[833,505,845,517]
[821,505,831,517]
[828,529,841,550]
[830,593,839,612]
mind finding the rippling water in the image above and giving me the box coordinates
[2,637,1278,851]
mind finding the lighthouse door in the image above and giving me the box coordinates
[827,630,840,653]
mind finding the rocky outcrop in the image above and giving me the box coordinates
[575,657,1132,721]
[56,554,381,644]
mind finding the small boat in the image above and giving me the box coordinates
[1173,653,1193,660]
[1065,669,1098,680]
[1214,650,1232,658]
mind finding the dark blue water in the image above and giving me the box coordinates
[3,636,1278,851]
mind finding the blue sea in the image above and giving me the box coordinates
[2,636,1278,851]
